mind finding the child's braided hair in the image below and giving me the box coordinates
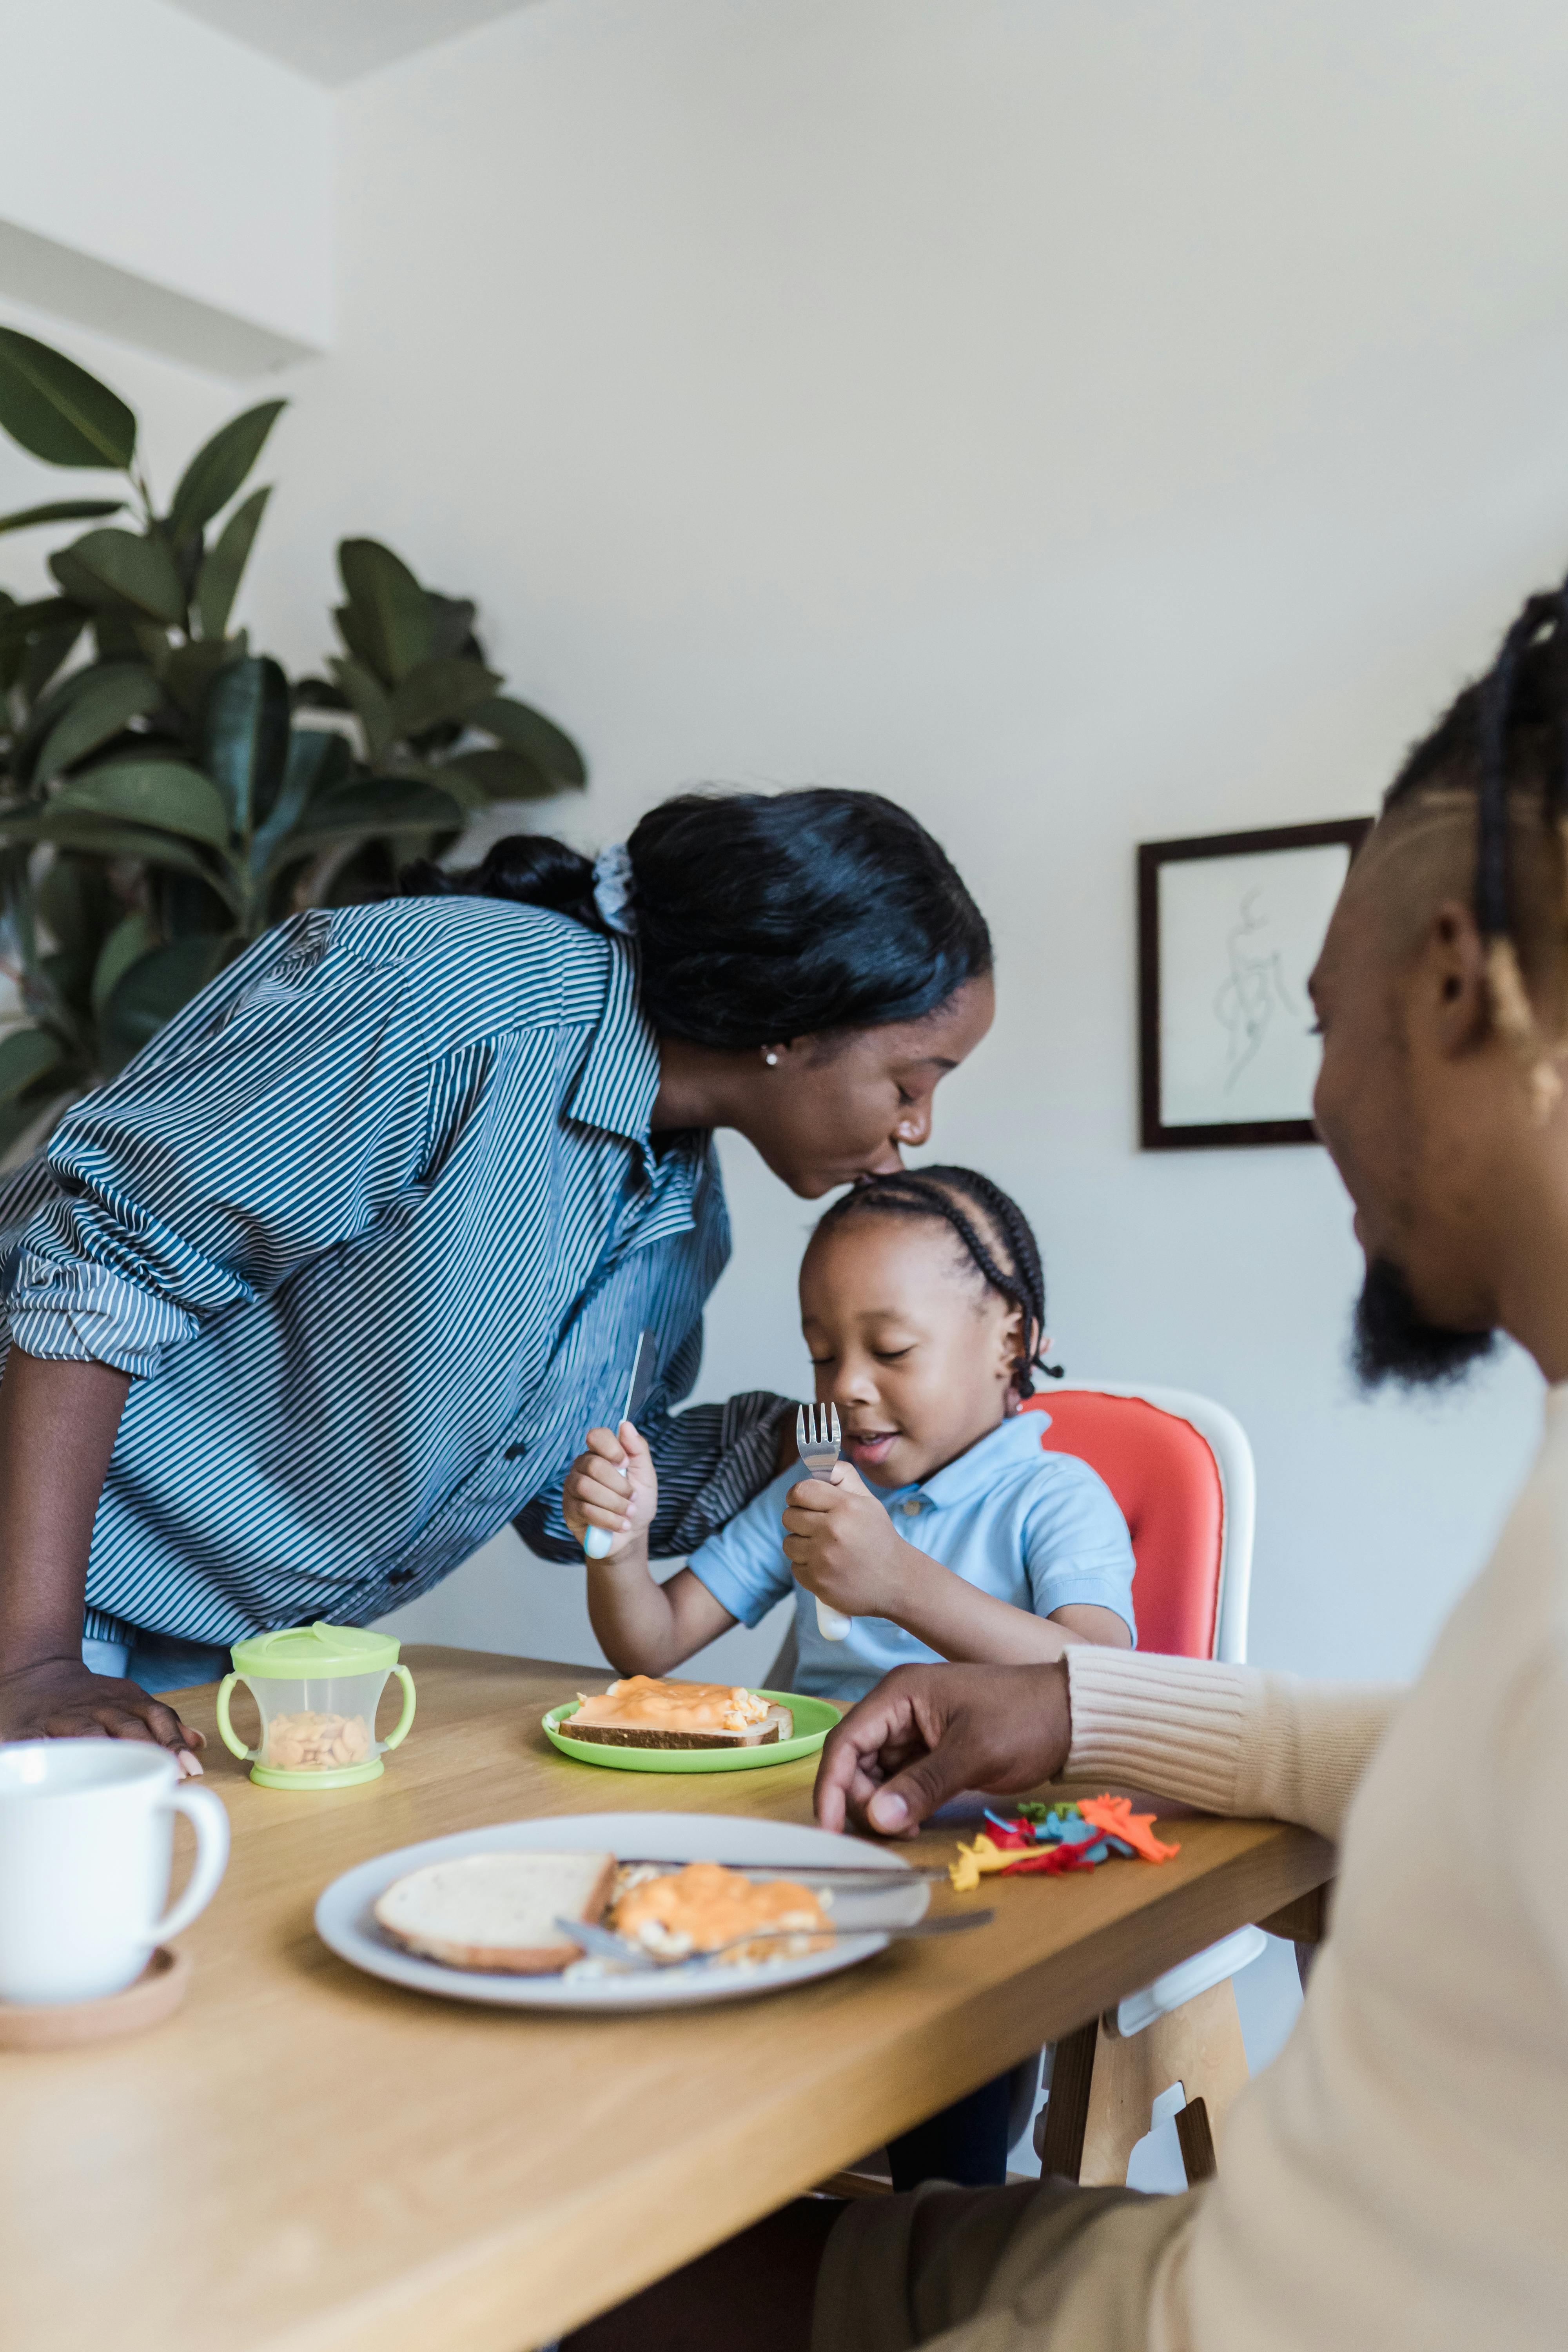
[813,1165,1062,1397]
[1385,573,1568,1119]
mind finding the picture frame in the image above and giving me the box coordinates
[1138,817,1374,1150]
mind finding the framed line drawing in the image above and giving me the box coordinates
[1138,817,1374,1149]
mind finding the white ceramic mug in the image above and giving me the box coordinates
[0,1740,230,2005]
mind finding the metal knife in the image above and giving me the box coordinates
[583,1328,657,1559]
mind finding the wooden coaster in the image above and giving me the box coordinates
[0,1946,190,2050]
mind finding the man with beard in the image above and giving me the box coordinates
[566,583,1568,2352]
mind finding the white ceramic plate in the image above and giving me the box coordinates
[314,1810,930,2013]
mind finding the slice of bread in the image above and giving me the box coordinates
[564,1702,793,1751]
[373,1849,616,1973]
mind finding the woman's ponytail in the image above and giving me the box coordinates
[401,834,603,925]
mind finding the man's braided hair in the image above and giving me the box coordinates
[813,1165,1062,1397]
[1385,576,1568,1118]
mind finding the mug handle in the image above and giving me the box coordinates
[150,1784,231,1944]
[379,1663,417,1753]
[214,1671,256,1760]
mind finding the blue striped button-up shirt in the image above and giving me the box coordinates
[0,897,787,1650]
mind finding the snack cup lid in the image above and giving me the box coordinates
[229,1620,401,1681]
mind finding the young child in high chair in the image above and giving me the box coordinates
[562,1164,1136,2189]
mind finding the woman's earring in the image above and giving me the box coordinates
[763,1049,779,1067]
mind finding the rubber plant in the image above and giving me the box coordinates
[0,327,586,1153]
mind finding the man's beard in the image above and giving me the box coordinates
[1352,1256,1496,1392]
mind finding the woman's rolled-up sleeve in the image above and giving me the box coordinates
[1,918,436,1378]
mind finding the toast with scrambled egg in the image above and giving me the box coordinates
[566,1674,793,1749]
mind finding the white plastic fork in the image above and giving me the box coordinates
[796,1402,851,1642]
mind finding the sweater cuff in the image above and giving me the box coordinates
[1066,1647,1404,1840]
[1065,1646,1258,1816]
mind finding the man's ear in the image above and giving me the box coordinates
[1423,899,1493,1056]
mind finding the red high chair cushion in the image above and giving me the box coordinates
[1019,1391,1223,1660]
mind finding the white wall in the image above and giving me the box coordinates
[0,0,331,373]
[11,0,1567,1684]
[309,0,1565,1687]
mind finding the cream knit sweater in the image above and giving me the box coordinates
[1063,1387,1568,2352]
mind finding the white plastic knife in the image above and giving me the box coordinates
[583,1328,657,1560]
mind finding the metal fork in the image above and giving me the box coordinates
[796,1402,851,1642]
[558,1909,993,1975]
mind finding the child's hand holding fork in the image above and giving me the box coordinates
[782,1459,927,1623]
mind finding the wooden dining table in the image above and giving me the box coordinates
[0,1646,1334,2352]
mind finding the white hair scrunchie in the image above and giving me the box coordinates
[591,842,637,937]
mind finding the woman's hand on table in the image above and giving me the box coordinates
[0,1655,206,1775]
[563,1420,658,1557]
[814,1660,1071,1837]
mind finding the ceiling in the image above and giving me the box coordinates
[165,0,534,86]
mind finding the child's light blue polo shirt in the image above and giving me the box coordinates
[687,1410,1136,1704]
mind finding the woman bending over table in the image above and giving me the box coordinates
[0,787,992,1764]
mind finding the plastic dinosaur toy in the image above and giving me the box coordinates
[948,1795,1180,1892]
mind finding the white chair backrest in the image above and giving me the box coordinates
[1053,1381,1255,1665]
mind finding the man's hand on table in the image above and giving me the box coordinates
[814,1659,1071,1837]
[0,1655,206,1775]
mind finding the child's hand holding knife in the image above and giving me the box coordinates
[563,1330,659,1560]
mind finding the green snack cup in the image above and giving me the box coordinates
[216,1621,416,1791]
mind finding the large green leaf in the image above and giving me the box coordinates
[280,780,464,862]
[337,539,432,683]
[152,870,234,943]
[162,635,246,722]
[0,1025,64,1102]
[426,595,478,660]
[0,331,136,470]
[0,498,124,537]
[247,726,352,878]
[102,936,227,1065]
[469,696,587,786]
[167,401,285,544]
[37,853,118,961]
[90,911,158,1015]
[440,746,562,801]
[0,593,84,648]
[202,655,289,835]
[388,657,502,741]
[93,612,163,668]
[0,811,229,892]
[49,528,185,623]
[50,760,232,848]
[15,660,107,776]
[328,655,395,762]
[195,486,269,642]
[35,860,117,1014]
[34,665,163,785]
[22,616,87,705]
[387,758,490,813]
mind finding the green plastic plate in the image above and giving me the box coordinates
[543,1688,841,1773]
